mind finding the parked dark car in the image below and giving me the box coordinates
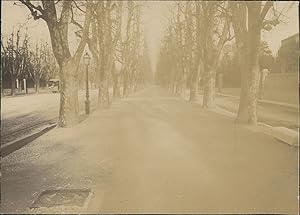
[48,79,60,93]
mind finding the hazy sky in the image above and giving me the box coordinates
[1,1,299,70]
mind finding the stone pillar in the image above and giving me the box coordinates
[259,69,269,99]
[23,79,27,93]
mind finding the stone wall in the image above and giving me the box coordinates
[263,72,299,104]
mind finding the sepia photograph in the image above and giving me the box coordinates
[0,0,299,214]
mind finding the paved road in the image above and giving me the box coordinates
[1,89,99,144]
[2,87,297,145]
[1,86,298,213]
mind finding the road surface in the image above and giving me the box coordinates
[1,89,99,144]
[1,86,298,214]
[2,87,297,145]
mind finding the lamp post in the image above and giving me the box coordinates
[83,52,91,115]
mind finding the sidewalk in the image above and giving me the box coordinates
[1,87,298,213]
[216,87,298,106]
[182,90,298,146]
[217,92,298,110]
[185,90,299,129]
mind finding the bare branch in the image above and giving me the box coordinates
[73,0,92,63]
[260,1,273,22]
[70,6,84,30]
[72,0,86,13]
[19,0,45,20]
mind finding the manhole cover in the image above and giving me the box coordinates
[30,188,92,209]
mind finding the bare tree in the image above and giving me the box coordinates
[139,39,153,86]
[29,42,48,93]
[19,0,92,127]
[87,1,122,107]
[129,5,142,93]
[199,1,231,108]
[174,2,185,96]
[156,1,231,107]
[189,2,200,102]
[121,1,136,97]
[1,30,29,96]
[43,43,59,85]
[230,1,280,125]
[112,2,123,100]
[155,3,185,94]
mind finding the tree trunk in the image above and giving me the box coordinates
[123,73,129,97]
[236,7,261,125]
[189,65,200,102]
[57,59,79,127]
[98,53,113,108]
[29,0,92,128]
[189,80,197,102]
[17,79,22,92]
[24,79,28,94]
[181,72,187,98]
[172,82,176,94]
[258,71,265,99]
[175,79,180,95]
[203,70,216,108]
[106,78,111,106]
[11,76,16,96]
[175,70,184,97]
[35,78,40,93]
[236,59,260,125]
[247,59,260,124]
[98,82,108,108]
[217,73,223,93]
[113,74,121,99]
[191,2,201,102]
[98,79,109,108]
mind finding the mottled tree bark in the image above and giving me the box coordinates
[113,74,121,99]
[203,70,216,108]
[20,0,92,127]
[232,2,270,125]
[189,3,201,102]
[46,0,92,127]
[189,72,199,102]
[10,75,16,96]
[123,71,129,97]
[201,2,228,108]
[98,80,110,108]
[58,59,79,127]
[35,77,40,93]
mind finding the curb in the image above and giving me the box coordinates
[257,99,298,112]
[1,123,57,158]
[214,106,299,147]
[185,96,299,147]
[258,123,299,147]
[216,93,239,99]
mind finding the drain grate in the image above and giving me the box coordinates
[30,188,92,209]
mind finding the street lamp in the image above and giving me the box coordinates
[83,52,91,115]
